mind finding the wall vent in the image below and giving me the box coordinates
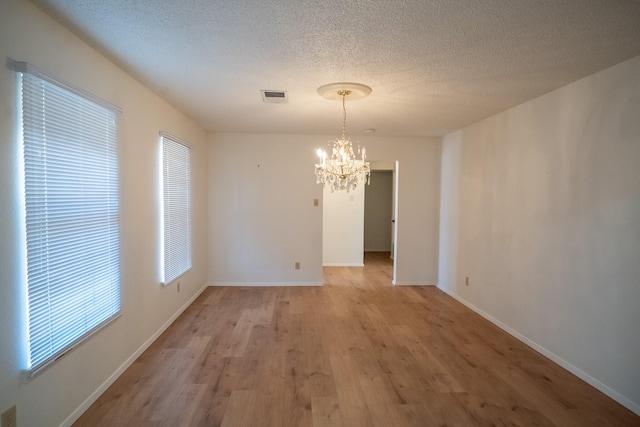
[261,90,288,104]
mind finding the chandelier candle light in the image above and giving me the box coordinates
[315,82,372,192]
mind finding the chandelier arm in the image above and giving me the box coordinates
[318,166,370,178]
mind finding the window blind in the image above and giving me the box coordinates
[20,69,121,374]
[161,134,191,284]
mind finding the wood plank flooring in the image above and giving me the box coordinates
[74,252,640,426]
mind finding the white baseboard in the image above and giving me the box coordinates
[209,281,323,287]
[393,281,435,286]
[436,284,640,416]
[322,263,365,267]
[60,282,209,427]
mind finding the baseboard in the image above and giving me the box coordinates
[436,284,640,416]
[60,282,209,427]
[393,281,436,286]
[209,281,323,287]
[322,263,365,267]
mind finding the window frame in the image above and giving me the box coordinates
[160,132,192,285]
[15,61,122,376]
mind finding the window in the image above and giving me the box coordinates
[18,63,121,375]
[161,134,191,284]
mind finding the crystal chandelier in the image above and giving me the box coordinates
[315,83,371,192]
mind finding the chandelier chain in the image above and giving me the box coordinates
[338,90,351,140]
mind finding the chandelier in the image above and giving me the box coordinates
[315,83,371,192]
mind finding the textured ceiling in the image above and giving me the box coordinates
[31,0,640,137]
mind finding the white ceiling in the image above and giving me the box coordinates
[32,0,640,137]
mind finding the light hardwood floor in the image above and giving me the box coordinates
[74,252,640,426]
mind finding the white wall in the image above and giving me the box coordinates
[364,137,441,285]
[208,133,441,286]
[323,184,365,266]
[0,0,209,425]
[438,55,640,414]
[208,133,324,285]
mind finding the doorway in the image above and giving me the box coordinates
[364,170,393,254]
[365,161,398,284]
[322,160,399,284]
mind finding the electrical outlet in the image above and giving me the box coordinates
[1,405,17,427]
[295,261,300,270]
[465,276,469,286]
[313,198,319,207]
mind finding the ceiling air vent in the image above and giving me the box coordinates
[261,90,288,104]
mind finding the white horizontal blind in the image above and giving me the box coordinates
[21,71,120,373]
[162,135,191,284]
